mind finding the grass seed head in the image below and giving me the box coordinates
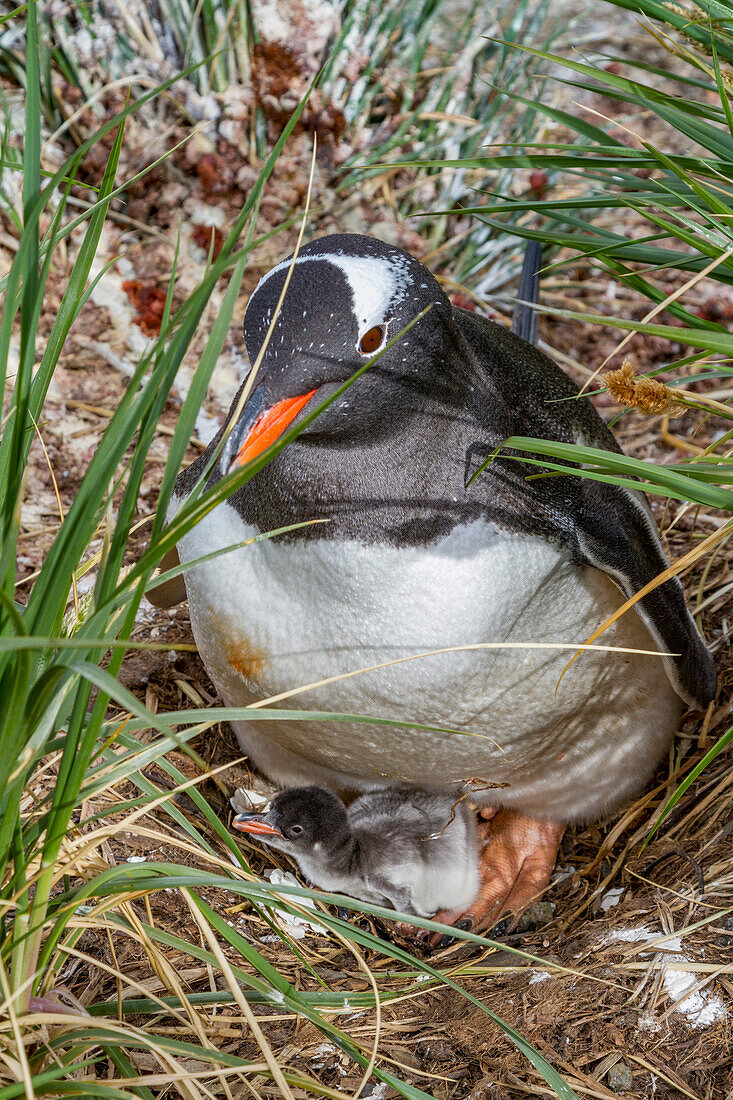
[604,359,680,416]
[604,359,637,407]
[664,2,695,16]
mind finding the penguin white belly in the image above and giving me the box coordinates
[174,500,681,822]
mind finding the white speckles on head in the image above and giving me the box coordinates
[250,251,413,342]
[324,254,411,338]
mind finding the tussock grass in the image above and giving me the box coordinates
[324,0,558,297]
[0,4,588,1098]
[3,0,557,298]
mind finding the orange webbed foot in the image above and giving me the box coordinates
[424,809,564,947]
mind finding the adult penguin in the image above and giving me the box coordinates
[151,234,715,937]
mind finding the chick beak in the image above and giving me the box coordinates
[232,812,283,838]
[226,388,317,474]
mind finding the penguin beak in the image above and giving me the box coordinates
[225,384,317,474]
[232,812,283,838]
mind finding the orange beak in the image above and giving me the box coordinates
[230,390,316,470]
[232,813,283,838]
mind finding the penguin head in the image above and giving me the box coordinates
[232,785,351,857]
[220,234,454,474]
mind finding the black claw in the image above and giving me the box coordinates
[456,917,474,932]
[490,917,511,938]
[336,906,349,921]
[439,934,455,948]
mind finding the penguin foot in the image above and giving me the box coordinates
[423,810,564,947]
[394,911,466,940]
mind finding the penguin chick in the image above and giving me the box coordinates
[233,785,479,918]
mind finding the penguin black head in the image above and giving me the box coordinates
[220,234,454,473]
[233,786,351,857]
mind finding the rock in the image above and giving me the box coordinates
[251,0,339,71]
[716,914,733,946]
[515,901,556,932]
[607,1063,633,1093]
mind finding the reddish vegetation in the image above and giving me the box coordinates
[252,40,346,143]
[695,299,733,322]
[252,41,304,101]
[196,151,238,197]
[450,292,479,312]
[122,279,168,335]
[529,170,548,200]
[192,223,225,259]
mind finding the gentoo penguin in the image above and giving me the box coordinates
[232,785,480,919]
[154,233,715,938]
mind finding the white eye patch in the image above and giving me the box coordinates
[250,252,412,337]
[325,254,409,335]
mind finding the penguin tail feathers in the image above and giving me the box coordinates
[511,240,542,347]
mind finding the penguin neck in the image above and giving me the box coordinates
[224,358,490,546]
[328,827,357,876]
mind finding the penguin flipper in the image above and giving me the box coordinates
[573,477,716,708]
[511,240,542,347]
[365,874,418,917]
[146,546,187,608]
[456,305,714,707]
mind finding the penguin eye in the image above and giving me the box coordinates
[289,824,304,837]
[358,324,387,356]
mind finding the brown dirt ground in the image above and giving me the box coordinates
[8,9,733,1100]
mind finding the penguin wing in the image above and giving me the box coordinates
[146,546,187,608]
[364,873,421,917]
[569,476,716,707]
[455,309,715,708]
[146,439,223,608]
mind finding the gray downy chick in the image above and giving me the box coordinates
[233,785,479,918]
